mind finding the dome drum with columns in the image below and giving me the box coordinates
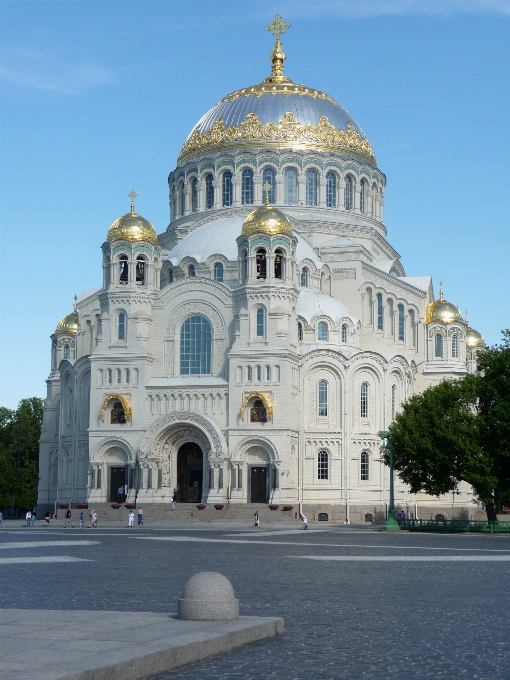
[38,17,487,523]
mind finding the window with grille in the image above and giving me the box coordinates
[301,267,309,287]
[284,168,298,204]
[326,172,336,208]
[452,334,459,358]
[118,313,126,340]
[318,322,328,341]
[247,365,252,381]
[180,316,212,375]
[398,304,405,341]
[435,333,443,358]
[306,169,318,206]
[318,451,329,479]
[63,344,70,360]
[318,380,328,417]
[361,382,369,418]
[205,174,214,209]
[214,262,224,282]
[222,171,233,207]
[361,451,369,480]
[241,169,254,205]
[377,293,383,330]
[256,308,265,337]
[341,324,348,343]
[262,168,275,203]
[256,365,262,381]
[345,176,353,210]
[266,365,271,381]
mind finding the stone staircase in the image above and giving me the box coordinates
[72,502,300,526]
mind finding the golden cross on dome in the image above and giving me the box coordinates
[262,181,272,206]
[128,190,138,214]
[266,14,290,40]
[73,294,78,313]
[439,280,443,302]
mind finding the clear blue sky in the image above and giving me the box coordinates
[1,0,509,409]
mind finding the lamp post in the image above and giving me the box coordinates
[379,432,400,531]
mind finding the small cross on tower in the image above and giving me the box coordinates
[262,181,272,206]
[266,14,290,41]
[128,190,138,214]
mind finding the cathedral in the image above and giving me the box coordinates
[38,17,486,523]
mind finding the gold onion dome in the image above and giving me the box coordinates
[465,314,486,348]
[242,201,292,237]
[425,285,463,325]
[55,311,78,336]
[107,192,157,245]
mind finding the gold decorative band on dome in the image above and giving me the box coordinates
[220,82,338,103]
[240,392,273,422]
[99,394,131,422]
[178,112,375,165]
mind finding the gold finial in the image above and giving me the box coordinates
[465,310,469,325]
[128,190,138,215]
[266,15,290,80]
[439,280,443,302]
[73,294,78,313]
[262,181,272,207]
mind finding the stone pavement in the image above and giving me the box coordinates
[1,523,510,678]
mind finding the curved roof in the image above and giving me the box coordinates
[166,215,322,268]
[296,288,357,325]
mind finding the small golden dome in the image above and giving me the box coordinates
[425,285,463,325]
[55,311,78,335]
[242,203,292,237]
[107,192,157,245]
[466,327,485,348]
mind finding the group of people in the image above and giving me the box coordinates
[25,508,37,526]
[127,508,144,526]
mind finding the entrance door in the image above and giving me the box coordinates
[250,466,267,503]
[110,467,126,502]
[177,442,203,503]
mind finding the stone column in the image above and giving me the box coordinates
[275,174,284,206]
[183,185,190,217]
[254,174,262,205]
[198,178,205,213]
[338,179,346,211]
[298,176,306,205]
[232,178,241,207]
[354,186,361,214]
[319,177,327,208]
[212,179,221,209]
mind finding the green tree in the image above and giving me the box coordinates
[0,398,43,512]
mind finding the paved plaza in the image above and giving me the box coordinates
[1,521,510,679]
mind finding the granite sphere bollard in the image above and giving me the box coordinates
[178,572,239,621]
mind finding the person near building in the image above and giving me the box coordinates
[26,511,32,526]
[117,486,124,503]
[64,509,74,528]
[91,510,97,528]
[128,510,135,527]
[254,511,259,527]
[301,513,308,530]
[171,494,176,510]
[79,512,84,529]
[137,507,143,525]
[44,510,51,526]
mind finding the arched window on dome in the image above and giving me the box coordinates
[188,264,196,277]
[326,172,337,208]
[360,180,366,214]
[180,183,186,217]
[317,321,328,341]
[398,304,405,341]
[256,249,266,280]
[222,171,233,207]
[119,255,128,284]
[205,174,214,209]
[180,315,212,375]
[360,382,369,418]
[274,249,284,279]
[63,344,70,360]
[297,322,303,341]
[345,176,353,211]
[191,178,198,212]
[306,169,318,206]
[435,333,443,358]
[360,451,369,480]
[318,380,328,417]
[256,308,265,337]
[284,169,298,205]
[301,267,309,287]
[118,313,126,341]
[341,324,348,343]
[377,293,383,330]
[452,333,459,358]
[214,262,224,283]
[241,169,254,205]
[136,256,146,285]
[262,168,275,204]
[317,451,329,480]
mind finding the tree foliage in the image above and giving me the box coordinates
[383,331,510,522]
[0,398,43,511]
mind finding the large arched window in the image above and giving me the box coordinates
[360,451,369,480]
[205,174,214,209]
[398,304,405,341]
[326,172,337,208]
[188,264,196,277]
[318,451,329,480]
[297,322,303,341]
[435,333,443,358]
[214,262,224,282]
[345,176,353,211]
[262,167,275,203]
[318,380,328,417]
[300,267,309,287]
[63,344,70,360]
[256,249,266,279]
[377,293,383,330]
[191,178,198,212]
[284,168,298,205]
[241,169,254,205]
[222,171,233,207]
[256,308,265,337]
[341,324,348,343]
[360,180,366,214]
[274,249,284,279]
[317,321,328,341]
[136,256,146,285]
[118,312,126,341]
[452,334,459,358]
[180,316,212,375]
[391,384,397,420]
[306,169,318,206]
[360,382,369,418]
[119,255,128,283]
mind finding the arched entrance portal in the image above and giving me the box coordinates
[176,442,203,503]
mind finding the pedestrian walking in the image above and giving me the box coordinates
[88,509,93,528]
[31,510,36,526]
[254,511,259,527]
[26,511,32,526]
[171,494,176,510]
[64,509,74,528]
[91,510,97,528]
[79,512,84,529]
[137,507,143,526]
[128,510,134,527]
[301,513,308,530]
[44,511,51,526]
